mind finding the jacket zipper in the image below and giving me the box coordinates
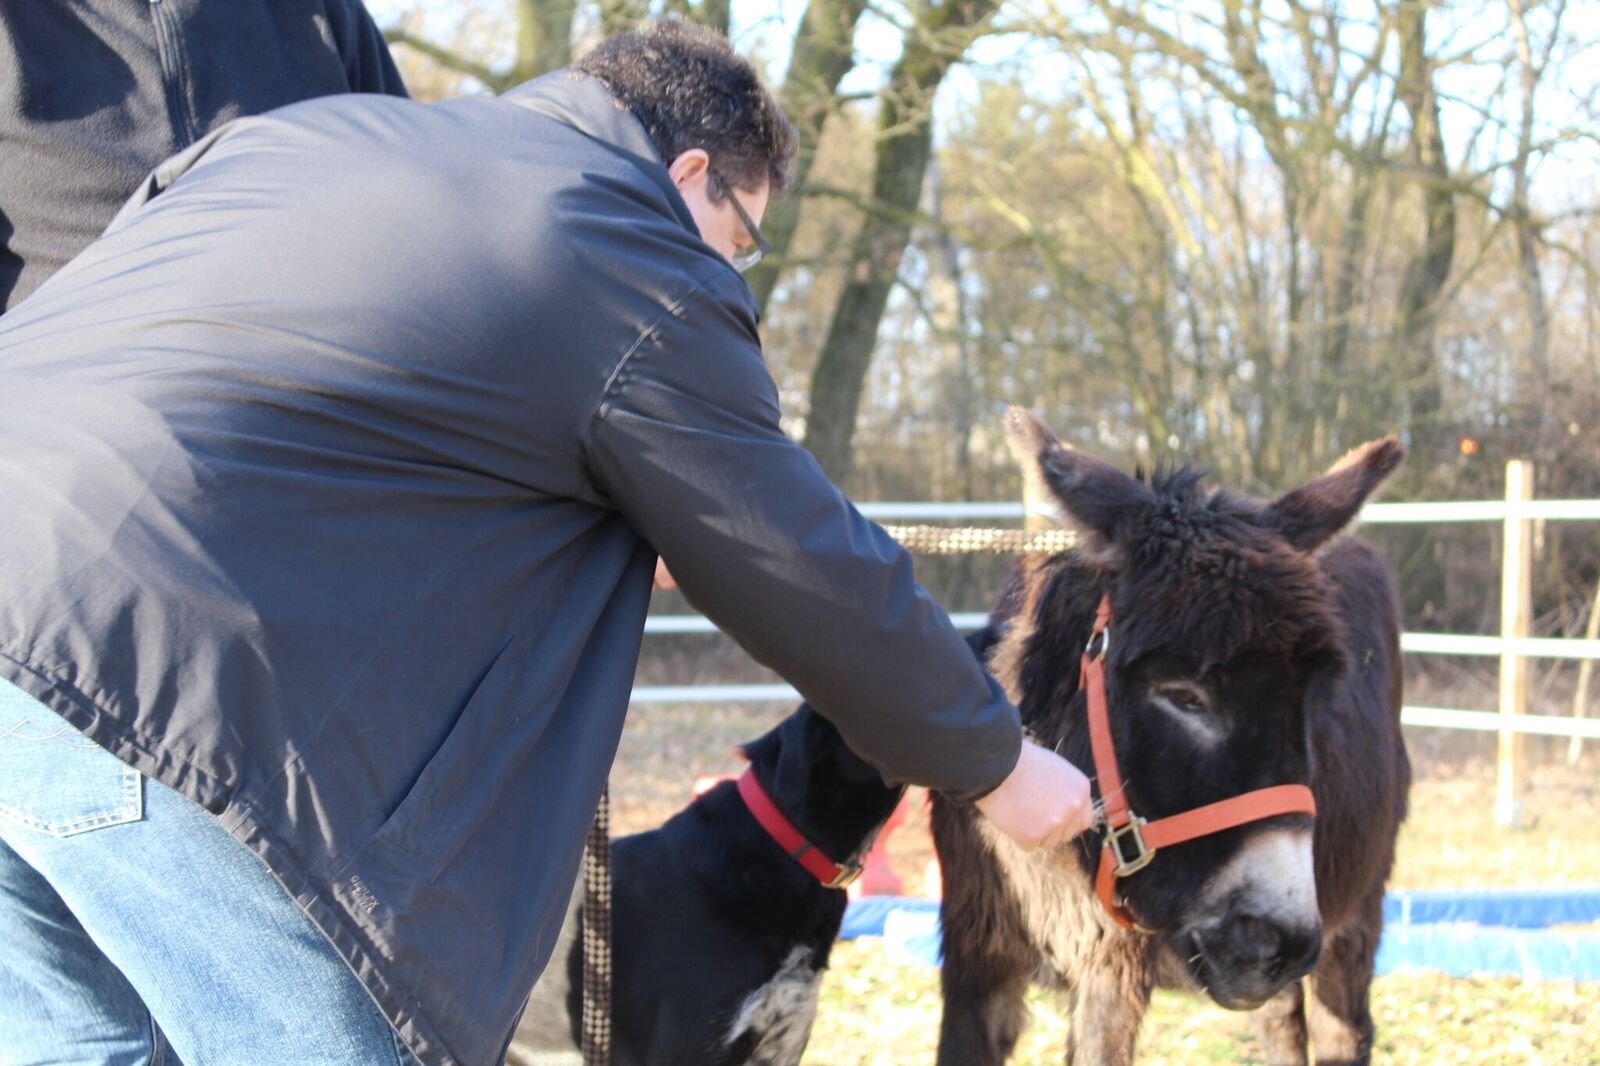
[148,0,203,147]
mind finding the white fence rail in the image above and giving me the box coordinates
[849,500,1600,523]
[633,473,1599,828]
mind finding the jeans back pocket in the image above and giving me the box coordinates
[0,679,143,837]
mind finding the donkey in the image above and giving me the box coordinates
[933,409,1410,1066]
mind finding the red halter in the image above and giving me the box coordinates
[1079,594,1317,931]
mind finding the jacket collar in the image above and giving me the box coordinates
[500,71,696,234]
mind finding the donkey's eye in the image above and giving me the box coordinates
[1155,684,1210,715]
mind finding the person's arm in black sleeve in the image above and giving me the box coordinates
[324,0,410,98]
[583,271,1020,800]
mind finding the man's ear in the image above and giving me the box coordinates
[667,148,711,191]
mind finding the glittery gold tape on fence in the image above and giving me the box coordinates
[879,525,1077,556]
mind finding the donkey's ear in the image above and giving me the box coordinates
[1262,436,1405,553]
[1004,407,1153,563]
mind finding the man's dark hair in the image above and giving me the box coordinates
[574,20,796,199]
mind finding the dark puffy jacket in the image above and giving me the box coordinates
[0,72,1021,1065]
[0,0,406,309]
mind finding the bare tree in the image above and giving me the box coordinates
[1507,0,1563,457]
[803,0,1002,483]
[384,0,576,92]
[1392,0,1456,471]
[745,0,872,314]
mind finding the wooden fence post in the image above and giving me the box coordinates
[1496,460,1535,830]
[1570,575,1600,766]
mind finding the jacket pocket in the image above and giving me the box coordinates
[346,633,538,866]
[0,680,143,838]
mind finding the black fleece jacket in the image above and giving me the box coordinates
[0,0,406,310]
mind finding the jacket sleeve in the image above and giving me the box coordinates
[101,124,239,233]
[323,0,410,99]
[582,271,1021,800]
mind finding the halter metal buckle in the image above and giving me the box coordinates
[1105,815,1156,877]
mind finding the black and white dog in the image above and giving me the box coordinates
[509,629,995,1066]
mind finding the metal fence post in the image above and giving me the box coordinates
[1496,460,1535,829]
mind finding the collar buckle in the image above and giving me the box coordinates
[823,862,864,889]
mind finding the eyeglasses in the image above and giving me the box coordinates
[712,171,771,273]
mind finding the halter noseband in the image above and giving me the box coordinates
[1079,594,1318,932]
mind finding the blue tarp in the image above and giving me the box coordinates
[840,895,938,940]
[1383,886,1600,929]
[1375,923,1600,981]
[841,889,1600,981]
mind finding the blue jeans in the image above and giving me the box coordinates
[0,678,422,1065]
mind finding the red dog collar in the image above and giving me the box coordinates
[736,768,863,889]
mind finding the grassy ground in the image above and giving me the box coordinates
[807,957,1600,1065]
[606,697,1600,1064]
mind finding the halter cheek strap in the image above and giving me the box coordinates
[1079,594,1318,932]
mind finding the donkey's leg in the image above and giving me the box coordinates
[937,953,1033,1066]
[932,800,1038,1066]
[1306,896,1381,1066]
[1063,951,1151,1066]
[1250,980,1309,1066]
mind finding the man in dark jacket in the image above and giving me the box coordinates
[0,0,407,311]
[0,21,1090,1066]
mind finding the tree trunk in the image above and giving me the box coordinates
[802,0,1000,484]
[1320,169,1377,455]
[385,0,577,93]
[1394,0,1455,465]
[1508,0,1554,456]
[745,0,871,314]
[698,0,731,35]
[599,0,649,37]
[516,0,575,83]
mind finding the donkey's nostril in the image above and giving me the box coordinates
[1226,913,1322,980]
[1279,926,1322,978]
[1231,914,1282,963]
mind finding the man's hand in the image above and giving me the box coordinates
[973,739,1093,851]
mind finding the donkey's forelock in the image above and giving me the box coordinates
[1116,476,1346,669]
[1003,408,1401,669]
